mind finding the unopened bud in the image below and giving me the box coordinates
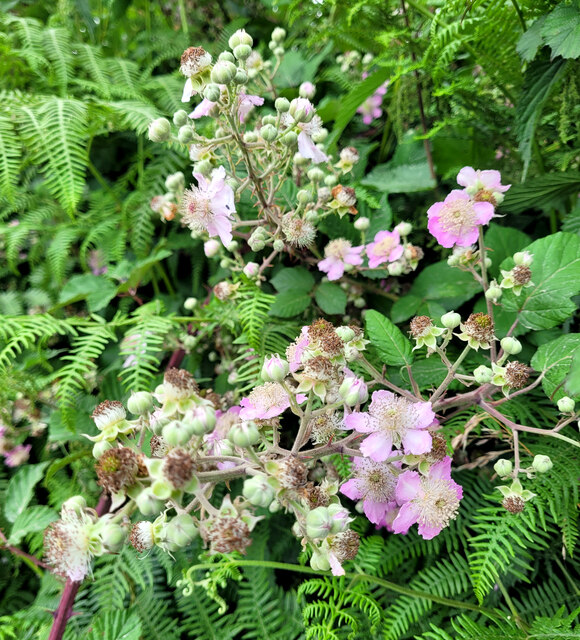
[218,51,235,62]
[275,97,290,112]
[494,459,513,477]
[148,118,171,142]
[324,174,338,187]
[204,239,221,258]
[273,239,285,252]
[226,240,239,252]
[228,421,260,448]
[234,68,248,84]
[532,454,552,473]
[500,337,522,355]
[165,514,198,547]
[185,405,216,436]
[204,83,221,102]
[441,311,461,329]
[282,131,298,146]
[211,60,237,84]
[297,189,312,204]
[261,355,289,382]
[273,46,285,57]
[243,475,275,507]
[194,159,213,176]
[307,167,325,183]
[184,297,198,311]
[173,110,189,126]
[395,221,412,236]
[178,126,194,144]
[327,503,351,534]
[271,27,286,43]
[306,506,333,539]
[127,391,154,415]
[243,262,259,278]
[473,365,493,384]
[311,128,328,143]
[339,374,368,406]
[136,489,164,516]
[299,82,316,99]
[162,420,193,447]
[335,326,355,342]
[387,262,403,277]
[62,496,87,514]
[513,251,533,267]
[485,285,502,301]
[100,523,126,552]
[244,131,258,143]
[557,396,575,413]
[354,217,370,231]
[229,29,253,49]
[261,124,277,142]
[310,549,331,571]
[93,440,113,459]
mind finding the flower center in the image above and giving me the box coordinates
[439,200,477,236]
[356,459,397,503]
[375,236,397,256]
[415,479,459,529]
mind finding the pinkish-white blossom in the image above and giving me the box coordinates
[239,383,306,420]
[366,230,404,269]
[3,444,31,467]
[318,239,364,280]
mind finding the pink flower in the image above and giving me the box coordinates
[288,99,329,164]
[189,98,217,119]
[3,444,31,467]
[287,327,310,373]
[457,167,511,205]
[392,456,462,539]
[239,382,306,420]
[180,166,235,246]
[343,390,434,462]
[357,78,388,125]
[340,457,398,525]
[427,190,494,248]
[318,239,364,280]
[238,93,264,123]
[366,230,404,269]
[204,407,241,469]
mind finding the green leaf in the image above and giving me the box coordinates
[315,283,347,315]
[531,334,580,402]
[8,505,58,545]
[361,162,436,194]
[565,350,580,398]
[501,232,580,330]
[365,309,413,366]
[269,290,311,318]
[4,461,50,523]
[391,262,480,323]
[58,274,117,312]
[515,58,568,179]
[484,224,531,278]
[516,16,546,62]
[542,3,580,60]
[501,171,580,214]
[270,267,315,293]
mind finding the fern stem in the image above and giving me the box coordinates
[185,560,501,616]
[177,0,189,35]
[496,576,528,630]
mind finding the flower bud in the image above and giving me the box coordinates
[299,81,316,99]
[165,514,198,547]
[211,60,237,84]
[532,454,552,473]
[243,475,276,508]
[394,221,412,236]
[353,297,366,308]
[61,495,87,514]
[307,167,325,183]
[194,159,213,176]
[226,240,239,252]
[218,51,235,62]
[186,405,216,436]
[234,68,248,84]
[335,326,355,343]
[339,374,368,406]
[219,258,230,269]
[282,131,298,146]
[243,262,259,278]
[93,440,113,459]
[162,420,193,447]
[228,421,261,448]
[297,189,312,204]
[447,254,460,267]
[244,130,259,143]
[500,337,522,355]
[473,365,493,384]
[127,391,154,415]
[165,172,185,192]
[184,297,198,311]
[273,46,285,57]
[148,118,171,142]
[513,251,533,267]
[327,503,351,534]
[229,29,253,49]
[306,506,333,539]
[177,126,193,144]
[324,175,338,188]
[485,284,502,301]
[204,239,221,258]
[233,44,252,60]
[136,489,165,516]
[557,396,575,413]
[273,239,285,252]
[100,523,126,552]
[310,549,331,571]
[311,128,328,143]
[441,311,461,329]
[173,110,189,126]
[151,478,173,500]
[354,217,370,231]
[275,97,290,112]
[261,355,289,382]
[271,27,286,42]
[305,211,319,222]
[261,124,277,142]
[494,459,513,477]
[387,262,403,277]
[204,83,221,102]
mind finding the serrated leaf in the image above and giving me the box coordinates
[361,162,436,194]
[531,334,580,402]
[271,267,315,293]
[8,505,58,545]
[516,16,546,62]
[502,171,580,214]
[501,232,580,330]
[565,350,580,398]
[542,3,580,60]
[4,462,50,522]
[484,224,531,279]
[58,273,118,311]
[365,309,413,367]
[315,283,347,315]
[269,290,311,318]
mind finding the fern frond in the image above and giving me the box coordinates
[0,115,21,202]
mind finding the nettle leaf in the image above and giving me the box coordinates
[362,163,435,193]
[271,267,315,293]
[501,232,580,330]
[565,350,580,398]
[502,171,580,214]
[391,261,480,323]
[315,282,347,315]
[484,224,531,279]
[541,2,580,60]
[365,310,413,367]
[516,16,547,62]
[4,461,50,523]
[531,334,580,402]
[269,289,311,318]
[8,505,58,545]
[58,273,118,312]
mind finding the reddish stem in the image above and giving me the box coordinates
[48,493,111,640]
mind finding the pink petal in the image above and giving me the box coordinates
[414,402,436,429]
[343,412,373,433]
[297,132,328,164]
[417,522,442,540]
[340,478,362,501]
[473,201,495,225]
[190,98,216,119]
[392,502,420,534]
[456,166,477,188]
[329,552,345,576]
[402,429,432,455]
[395,470,421,503]
[388,244,404,262]
[181,78,194,103]
[363,499,394,525]
[429,456,452,481]
[206,215,233,247]
[478,170,502,190]
[359,431,392,461]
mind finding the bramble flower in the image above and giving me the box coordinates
[357,76,388,125]
[3,444,31,467]
[180,46,213,102]
[427,190,494,248]
[239,382,306,420]
[294,356,337,401]
[392,456,462,539]
[500,264,533,296]
[340,457,398,525]
[491,361,530,397]
[327,529,360,576]
[457,166,511,206]
[343,390,435,461]
[286,99,329,164]
[366,230,404,269]
[456,312,495,350]
[180,166,235,246]
[237,93,264,123]
[281,213,316,248]
[409,316,445,353]
[86,400,133,443]
[189,97,218,119]
[154,368,200,416]
[318,239,364,280]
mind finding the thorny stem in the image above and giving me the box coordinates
[430,345,471,404]
[292,392,314,453]
[359,357,417,400]
[478,226,497,362]
[0,529,50,575]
